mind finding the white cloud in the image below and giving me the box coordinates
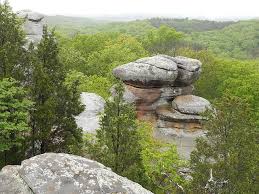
[8,0,259,19]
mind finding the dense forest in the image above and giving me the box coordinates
[0,1,259,193]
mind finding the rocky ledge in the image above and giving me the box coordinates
[113,55,210,158]
[0,153,152,194]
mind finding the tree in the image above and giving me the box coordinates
[190,95,259,193]
[29,26,83,155]
[143,25,183,54]
[86,82,143,180]
[0,1,28,80]
[0,78,33,168]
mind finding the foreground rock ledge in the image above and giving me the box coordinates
[0,153,152,194]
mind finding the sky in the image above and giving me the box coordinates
[8,0,259,19]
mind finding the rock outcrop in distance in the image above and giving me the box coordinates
[75,93,105,133]
[113,55,211,158]
[17,10,45,45]
[0,153,152,194]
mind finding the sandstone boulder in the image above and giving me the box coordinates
[113,55,178,87]
[172,95,211,115]
[75,92,105,133]
[170,56,201,86]
[0,153,152,194]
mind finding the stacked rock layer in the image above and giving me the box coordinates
[113,55,210,158]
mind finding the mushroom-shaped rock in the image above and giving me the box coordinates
[17,10,44,22]
[113,55,178,87]
[0,153,153,194]
[75,92,105,133]
[170,56,202,86]
[172,95,210,115]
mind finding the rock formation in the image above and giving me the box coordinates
[0,153,152,194]
[17,10,45,45]
[113,55,210,158]
[75,92,105,133]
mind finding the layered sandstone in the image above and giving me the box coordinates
[113,55,210,158]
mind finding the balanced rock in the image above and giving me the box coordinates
[75,93,105,133]
[112,55,209,159]
[113,55,178,87]
[172,95,211,115]
[0,153,152,194]
[18,10,45,44]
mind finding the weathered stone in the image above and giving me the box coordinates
[18,10,44,45]
[0,166,32,194]
[160,85,194,99]
[17,10,44,22]
[164,55,202,86]
[75,92,105,133]
[157,106,204,122]
[172,95,211,115]
[0,153,152,194]
[113,55,178,87]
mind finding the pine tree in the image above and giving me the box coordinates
[0,78,33,168]
[29,27,83,155]
[0,1,28,80]
[88,82,143,178]
[190,95,259,193]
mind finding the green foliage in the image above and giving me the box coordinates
[148,18,235,33]
[86,82,144,181]
[138,122,187,193]
[190,95,259,193]
[0,78,33,167]
[0,1,27,80]
[188,20,259,59]
[29,27,83,155]
[143,25,183,54]
[65,70,112,99]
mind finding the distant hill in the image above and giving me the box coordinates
[147,18,236,33]
[187,20,259,59]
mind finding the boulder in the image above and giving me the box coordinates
[172,95,211,115]
[113,55,178,87]
[18,10,44,45]
[0,153,152,194]
[75,93,105,133]
[170,56,201,86]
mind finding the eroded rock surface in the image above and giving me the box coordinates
[18,10,45,45]
[75,93,105,133]
[112,55,210,159]
[0,153,152,194]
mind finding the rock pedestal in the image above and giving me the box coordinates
[113,55,210,158]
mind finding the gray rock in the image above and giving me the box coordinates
[157,107,204,122]
[75,92,105,133]
[0,153,152,194]
[160,85,194,100]
[161,55,202,86]
[0,166,32,194]
[113,55,178,87]
[18,10,44,45]
[172,95,211,115]
[17,10,44,22]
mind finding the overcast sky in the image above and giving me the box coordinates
[8,0,259,19]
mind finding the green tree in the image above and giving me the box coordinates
[0,78,33,168]
[190,95,259,193]
[143,25,183,54]
[86,82,143,180]
[29,27,83,155]
[0,1,28,80]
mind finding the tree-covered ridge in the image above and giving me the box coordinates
[148,18,236,33]
[188,20,259,59]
